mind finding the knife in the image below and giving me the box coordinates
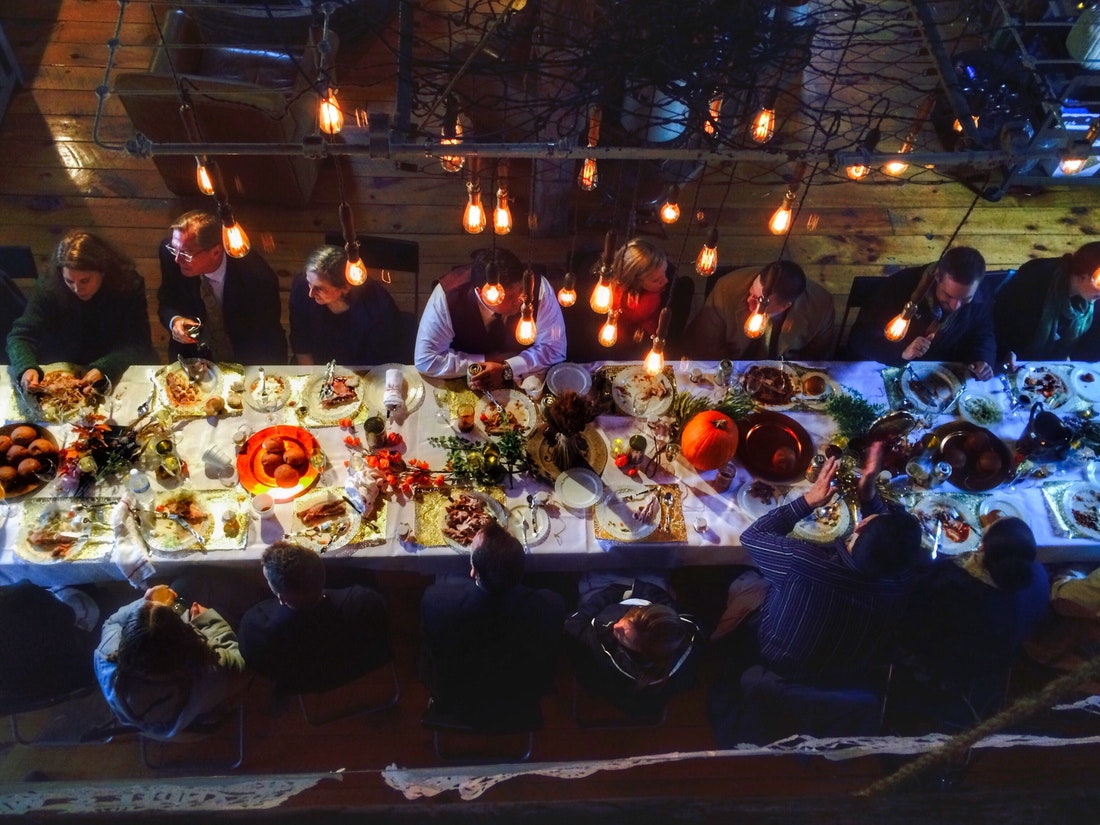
[905,364,934,406]
[930,519,942,560]
[320,359,336,401]
[164,512,206,548]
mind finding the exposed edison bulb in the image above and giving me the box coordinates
[744,310,769,339]
[659,199,680,224]
[440,121,465,173]
[589,276,612,313]
[462,187,486,234]
[751,107,775,144]
[222,222,250,258]
[1091,268,1100,290]
[769,197,795,235]
[319,89,344,135]
[695,239,718,277]
[598,313,619,347]
[704,97,722,136]
[952,115,980,133]
[1061,156,1087,175]
[493,188,512,234]
[345,256,367,285]
[481,282,505,309]
[195,159,214,195]
[557,273,577,307]
[643,342,665,375]
[578,157,598,191]
[515,305,537,345]
[846,162,870,180]
[884,141,913,176]
[884,312,912,342]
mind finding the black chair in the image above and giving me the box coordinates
[569,674,668,729]
[833,275,883,358]
[136,696,247,772]
[323,232,422,310]
[2,686,117,746]
[421,697,539,763]
[293,658,401,727]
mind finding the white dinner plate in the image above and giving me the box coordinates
[781,486,852,543]
[507,505,551,547]
[439,489,507,553]
[555,467,604,509]
[475,389,538,437]
[1060,483,1100,540]
[740,362,800,410]
[978,494,1024,527]
[301,368,364,424]
[362,363,425,416]
[596,486,661,541]
[735,479,786,520]
[956,389,1003,427]
[913,494,980,554]
[288,487,362,553]
[1017,363,1074,410]
[611,366,675,417]
[243,368,290,413]
[899,364,962,412]
[1070,365,1100,404]
[546,362,593,397]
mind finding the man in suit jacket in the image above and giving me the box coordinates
[419,521,566,728]
[158,210,287,364]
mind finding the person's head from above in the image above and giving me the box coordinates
[469,520,525,595]
[612,238,669,297]
[612,603,691,681]
[844,511,924,579]
[1063,241,1100,302]
[109,597,214,675]
[472,247,526,316]
[167,210,226,278]
[261,540,327,610]
[931,246,986,317]
[978,516,1037,591]
[303,245,356,311]
[750,260,807,318]
[53,230,133,302]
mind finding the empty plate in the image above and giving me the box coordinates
[554,467,603,509]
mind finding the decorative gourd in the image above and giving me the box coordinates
[680,410,739,471]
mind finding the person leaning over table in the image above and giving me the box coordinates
[683,260,835,361]
[157,209,287,365]
[994,242,1100,363]
[414,246,565,391]
[289,244,403,366]
[6,230,156,392]
[847,246,996,380]
[94,584,248,741]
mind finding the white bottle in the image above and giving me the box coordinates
[127,468,155,509]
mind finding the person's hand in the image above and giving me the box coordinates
[144,584,177,606]
[20,369,40,392]
[803,456,839,508]
[82,368,104,388]
[170,316,201,344]
[902,336,933,361]
[469,362,507,391]
[858,441,885,502]
[969,361,993,381]
[189,602,207,620]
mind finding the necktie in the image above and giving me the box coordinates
[199,276,234,361]
[486,312,505,345]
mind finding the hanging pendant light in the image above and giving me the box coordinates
[578,105,601,191]
[695,226,719,276]
[751,90,778,144]
[659,185,681,224]
[704,96,722,137]
[1060,118,1100,176]
[557,271,577,307]
[598,310,620,347]
[195,157,215,195]
[440,93,465,173]
[493,186,512,234]
[339,201,367,284]
[643,307,670,375]
[218,203,251,258]
[463,180,487,234]
[319,88,344,135]
[515,269,537,345]
[481,260,505,308]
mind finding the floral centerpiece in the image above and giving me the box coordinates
[57,414,142,497]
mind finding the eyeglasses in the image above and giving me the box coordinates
[164,244,197,264]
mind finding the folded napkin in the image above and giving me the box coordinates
[111,498,156,587]
[383,368,407,419]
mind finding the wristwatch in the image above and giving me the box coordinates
[501,364,514,384]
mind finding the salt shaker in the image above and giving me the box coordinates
[716,359,733,387]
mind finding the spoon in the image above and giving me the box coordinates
[521,519,531,553]
[136,378,157,418]
[661,490,675,530]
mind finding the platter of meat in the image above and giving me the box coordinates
[1070,365,1100,404]
[913,494,980,554]
[740,363,799,410]
[15,499,94,563]
[735,479,785,520]
[595,485,661,541]
[476,389,537,437]
[1060,483,1100,540]
[1017,363,1074,410]
[302,368,364,424]
[611,366,675,417]
[289,488,361,552]
[780,485,852,543]
[440,490,507,553]
[899,363,962,413]
[23,363,107,422]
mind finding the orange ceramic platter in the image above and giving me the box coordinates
[237,425,320,503]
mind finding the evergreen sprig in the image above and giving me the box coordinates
[824,387,886,442]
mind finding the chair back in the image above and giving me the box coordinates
[323,232,422,310]
[834,275,883,358]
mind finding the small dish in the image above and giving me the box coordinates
[977,494,1024,528]
[956,389,1003,427]
[554,467,603,509]
[1071,365,1100,404]
[507,505,551,546]
[546,362,592,397]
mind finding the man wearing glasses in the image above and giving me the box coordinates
[158,210,287,364]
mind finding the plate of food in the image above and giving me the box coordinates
[15,500,93,563]
[160,358,222,416]
[1060,483,1100,540]
[237,425,321,502]
[477,389,538,437]
[243,368,289,413]
[289,488,362,553]
[899,363,963,412]
[956,389,1003,428]
[301,368,364,424]
[736,411,814,483]
[362,363,425,416]
[23,363,108,422]
[546,363,592,397]
[1017,363,1074,410]
[913,494,980,554]
[978,494,1024,529]
[0,423,59,499]
[932,421,1012,492]
[781,486,852,543]
[507,504,551,547]
[596,486,661,541]
[797,371,836,404]
[611,366,675,417]
[735,478,786,519]
[740,362,800,410]
[439,489,507,553]
[1070,365,1100,404]
[147,491,216,552]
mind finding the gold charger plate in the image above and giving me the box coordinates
[526,425,608,482]
[413,486,507,549]
[143,488,249,554]
[593,483,686,542]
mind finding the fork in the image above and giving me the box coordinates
[136,378,157,418]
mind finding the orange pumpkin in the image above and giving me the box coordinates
[680,410,739,471]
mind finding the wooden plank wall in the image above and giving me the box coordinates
[1,0,1098,360]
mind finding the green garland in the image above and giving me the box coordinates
[669,387,755,439]
[428,430,530,487]
[824,387,885,442]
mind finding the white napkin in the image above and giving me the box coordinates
[383,368,407,419]
[111,498,156,587]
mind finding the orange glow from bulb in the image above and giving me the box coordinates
[751,108,775,143]
[660,200,681,224]
[704,97,722,136]
[598,316,618,347]
[1091,268,1100,290]
[196,160,214,195]
[1061,157,1087,175]
[884,313,911,342]
[493,189,512,234]
[744,311,768,339]
[440,122,464,172]
[557,284,577,306]
[578,158,598,191]
[644,344,664,375]
[695,243,718,276]
[590,278,612,313]
[222,222,250,258]
[345,257,367,285]
[846,163,869,180]
[481,281,504,307]
[884,140,913,176]
[515,307,536,345]
[463,191,486,234]
[319,90,344,135]
[769,202,793,235]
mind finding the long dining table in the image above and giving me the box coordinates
[1,358,1098,589]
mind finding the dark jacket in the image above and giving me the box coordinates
[994,258,1100,362]
[288,273,402,366]
[157,243,287,365]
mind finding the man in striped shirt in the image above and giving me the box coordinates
[740,443,925,682]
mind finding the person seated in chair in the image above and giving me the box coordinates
[564,575,702,717]
[289,245,403,366]
[684,260,835,361]
[237,541,390,694]
[94,584,247,740]
[414,247,565,390]
[419,521,566,729]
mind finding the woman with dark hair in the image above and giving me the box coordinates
[288,244,403,366]
[7,230,157,391]
[995,242,1100,362]
[94,584,247,740]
